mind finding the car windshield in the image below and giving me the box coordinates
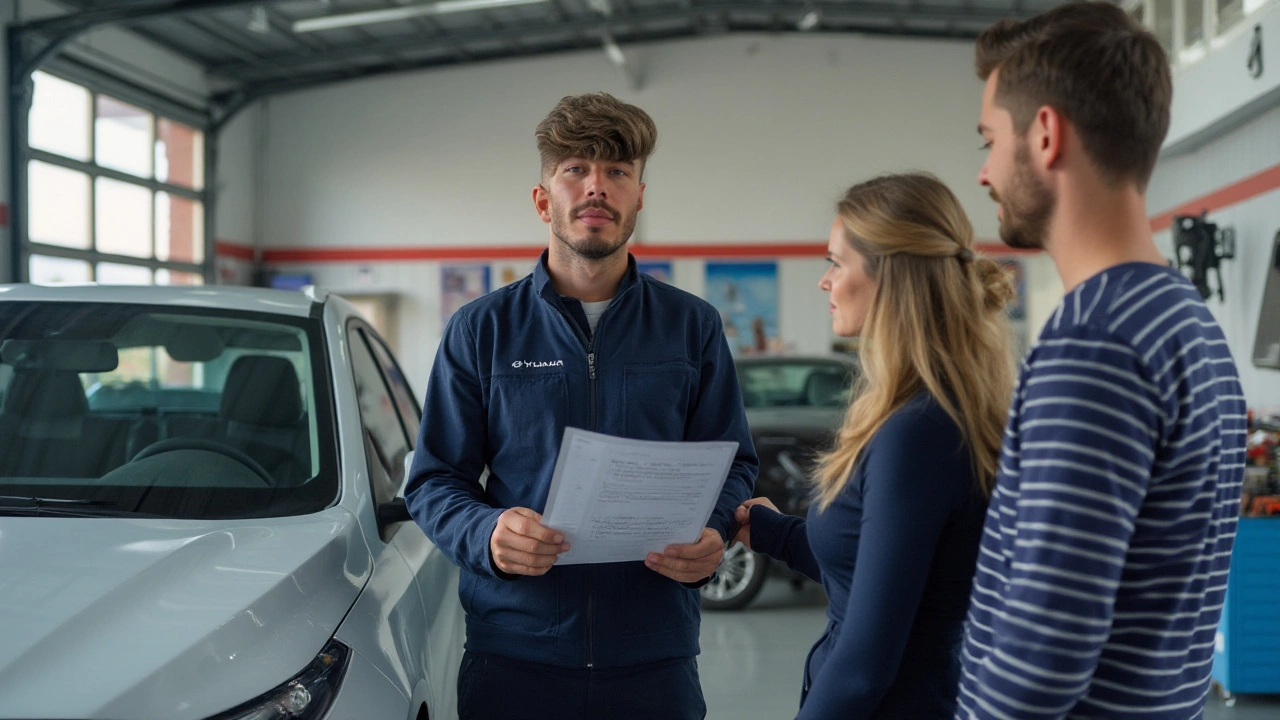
[737,360,857,409]
[0,301,338,519]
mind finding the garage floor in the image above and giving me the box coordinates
[698,579,1280,720]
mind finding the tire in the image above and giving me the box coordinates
[700,543,770,611]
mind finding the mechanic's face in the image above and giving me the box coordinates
[535,157,645,261]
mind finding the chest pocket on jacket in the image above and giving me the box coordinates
[623,362,697,440]
[488,372,568,480]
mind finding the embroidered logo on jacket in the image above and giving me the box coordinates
[512,360,565,369]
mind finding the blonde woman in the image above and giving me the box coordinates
[732,173,1014,720]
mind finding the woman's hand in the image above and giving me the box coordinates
[732,497,780,551]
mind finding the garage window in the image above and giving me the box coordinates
[24,71,207,286]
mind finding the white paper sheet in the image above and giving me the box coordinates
[541,427,738,565]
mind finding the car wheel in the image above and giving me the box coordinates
[700,543,770,611]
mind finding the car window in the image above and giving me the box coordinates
[737,361,857,408]
[347,324,410,504]
[362,329,420,441]
[0,301,338,519]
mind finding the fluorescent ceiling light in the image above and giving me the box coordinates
[293,0,551,33]
[247,5,270,34]
[603,36,626,66]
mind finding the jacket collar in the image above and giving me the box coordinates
[533,248,640,304]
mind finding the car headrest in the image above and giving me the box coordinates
[2,370,89,439]
[803,370,848,408]
[3,370,89,419]
[220,356,303,427]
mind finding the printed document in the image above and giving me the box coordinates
[541,427,738,565]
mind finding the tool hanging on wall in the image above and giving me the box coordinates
[1249,24,1263,80]
[1173,212,1236,301]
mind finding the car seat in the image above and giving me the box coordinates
[218,355,310,485]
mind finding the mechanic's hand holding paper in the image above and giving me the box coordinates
[645,526,725,582]
[541,428,738,566]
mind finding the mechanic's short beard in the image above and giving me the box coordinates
[997,143,1055,251]
[550,201,638,261]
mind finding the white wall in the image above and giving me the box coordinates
[260,32,1057,393]
[1149,101,1280,409]
[215,105,259,247]
[214,103,262,285]
[1147,0,1280,410]
[262,33,999,247]
[1164,1,1280,154]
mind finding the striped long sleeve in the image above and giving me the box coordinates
[957,264,1246,720]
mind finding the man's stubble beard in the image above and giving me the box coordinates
[550,202,639,261]
[996,142,1055,251]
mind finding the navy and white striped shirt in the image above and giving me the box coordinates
[957,263,1246,720]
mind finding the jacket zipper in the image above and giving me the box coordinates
[587,347,597,429]
[586,334,597,669]
[551,289,621,671]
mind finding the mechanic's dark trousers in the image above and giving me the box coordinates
[457,650,706,720]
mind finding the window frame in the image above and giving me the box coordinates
[346,318,415,508]
[362,327,422,442]
[10,59,216,285]
[0,300,342,519]
[1126,0,1274,67]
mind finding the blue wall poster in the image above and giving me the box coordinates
[441,264,490,326]
[705,262,779,356]
[636,261,672,283]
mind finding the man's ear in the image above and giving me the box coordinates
[636,183,645,213]
[532,184,551,224]
[1031,105,1065,170]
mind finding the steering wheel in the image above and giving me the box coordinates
[131,437,274,487]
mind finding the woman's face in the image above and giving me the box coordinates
[818,218,877,338]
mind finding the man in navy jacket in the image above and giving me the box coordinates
[405,92,758,720]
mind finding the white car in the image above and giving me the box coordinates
[0,284,464,720]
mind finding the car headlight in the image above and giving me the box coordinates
[208,640,351,720]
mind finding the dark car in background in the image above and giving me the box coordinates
[701,354,860,610]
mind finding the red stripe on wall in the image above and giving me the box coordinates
[258,241,1036,264]
[1150,163,1280,233]
[215,239,255,261]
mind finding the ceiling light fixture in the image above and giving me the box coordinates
[247,5,271,34]
[797,8,821,31]
[293,0,551,33]
[603,35,626,66]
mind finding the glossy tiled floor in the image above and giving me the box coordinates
[698,578,1280,720]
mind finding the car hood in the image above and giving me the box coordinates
[0,509,372,720]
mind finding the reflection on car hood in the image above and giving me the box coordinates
[745,406,845,434]
[0,509,372,720]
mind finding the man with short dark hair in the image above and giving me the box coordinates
[959,3,1246,718]
[405,92,757,720]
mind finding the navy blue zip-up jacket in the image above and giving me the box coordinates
[405,251,758,669]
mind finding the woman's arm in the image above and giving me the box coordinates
[743,500,822,581]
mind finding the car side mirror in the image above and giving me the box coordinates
[377,497,412,527]
[378,451,417,532]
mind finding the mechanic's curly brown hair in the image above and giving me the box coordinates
[535,93,657,180]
